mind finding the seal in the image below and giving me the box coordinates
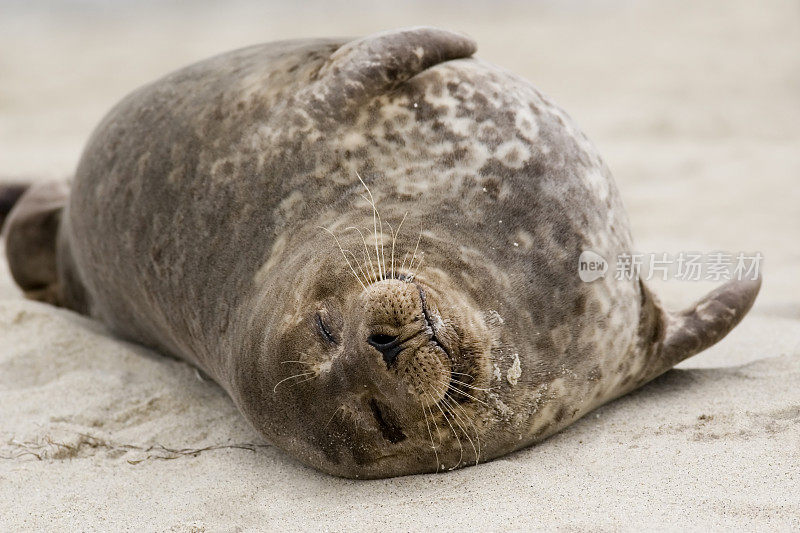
[3,27,761,478]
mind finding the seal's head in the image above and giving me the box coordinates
[239,229,498,478]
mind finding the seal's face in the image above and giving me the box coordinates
[246,251,496,478]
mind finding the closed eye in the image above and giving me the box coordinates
[316,312,337,345]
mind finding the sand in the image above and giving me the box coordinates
[1,0,798,530]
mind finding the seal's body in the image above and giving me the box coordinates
[4,28,760,478]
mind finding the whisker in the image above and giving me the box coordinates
[449,378,491,392]
[386,222,394,280]
[429,390,463,469]
[420,397,440,472]
[449,395,482,465]
[425,402,443,472]
[359,249,374,285]
[439,380,490,406]
[360,193,386,281]
[407,232,423,275]
[390,211,409,280]
[399,251,410,277]
[428,401,443,446]
[356,171,384,282]
[346,226,378,285]
[342,249,371,289]
[445,393,482,465]
[411,254,425,281]
[379,215,386,281]
[448,386,489,407]
[290,375,318,387]
[318,226,367,291]
[359,194,384,281]
[441,394,478,465]
[272,372,315,393]
[323,405,344,430]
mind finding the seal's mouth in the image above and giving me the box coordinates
[416,283,462,402]
[415,284,451,357]
[414,283,483,413]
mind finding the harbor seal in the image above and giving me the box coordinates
[3,27,760,478]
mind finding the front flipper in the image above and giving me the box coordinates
[631,277,762,390]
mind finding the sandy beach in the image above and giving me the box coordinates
[1,0,798,530]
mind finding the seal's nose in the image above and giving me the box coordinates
[367,333,401,367]
[362,279,427,368]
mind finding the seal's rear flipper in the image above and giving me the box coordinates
[634,277,762,387]
[307,27,476,119]
[3,181,69,305]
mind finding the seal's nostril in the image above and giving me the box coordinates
[369,398,406,444]
[368,334,396,346]
[367,334,402,367]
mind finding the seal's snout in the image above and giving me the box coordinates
[360,279,452,406]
